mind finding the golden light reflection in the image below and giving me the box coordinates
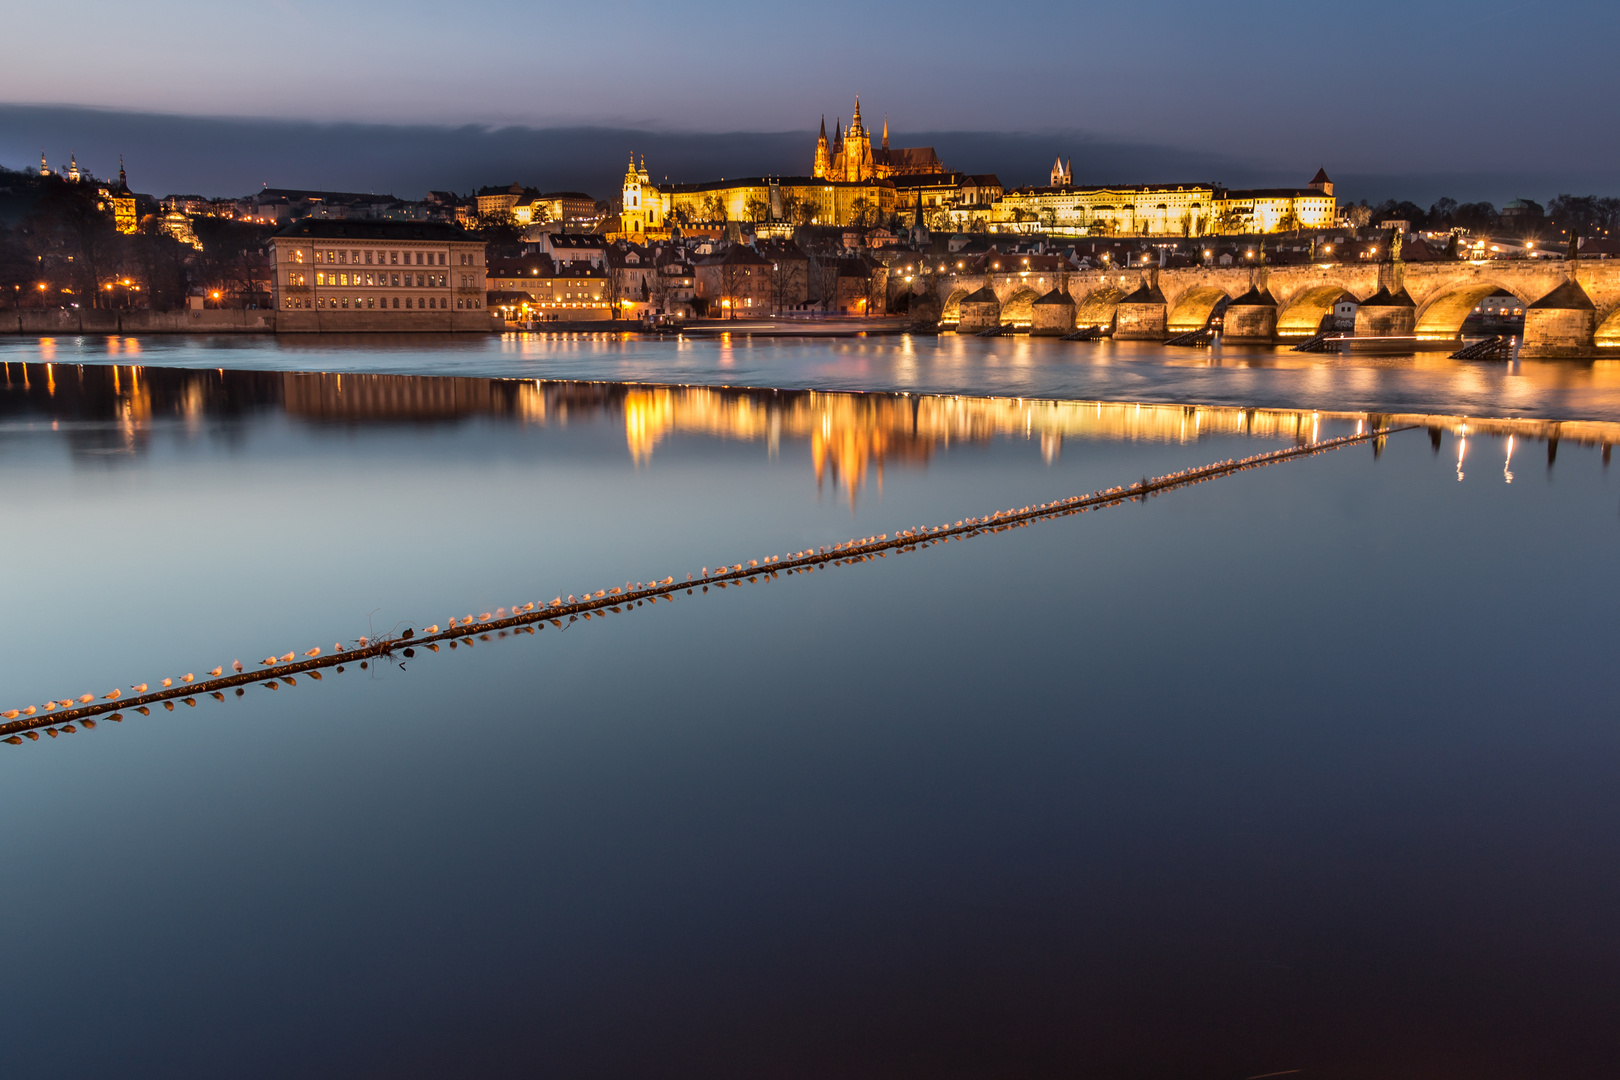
[11,367,1618,495]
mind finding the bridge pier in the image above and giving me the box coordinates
[957,285,1001,332]
[1520,280,1596,358]
[1114,280,1167,339]
[1031,289,1076,336]
[1222,287,1278,342]
[1354,287,1416,336]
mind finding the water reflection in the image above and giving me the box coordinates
[6,363,1614,499]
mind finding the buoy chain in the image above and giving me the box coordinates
[2,426,1411,742]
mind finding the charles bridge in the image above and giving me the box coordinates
[908,259,1620,357]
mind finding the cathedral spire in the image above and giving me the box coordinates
[119,155,127,188]
[882,115,888,150]
[819,115,826,139]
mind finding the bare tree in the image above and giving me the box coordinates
[718,261,750,318]
[769,256,806,313]
[1276,199,1303,235]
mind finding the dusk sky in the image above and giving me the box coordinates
[4,0,1618,200]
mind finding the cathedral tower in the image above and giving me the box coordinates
[814,116,830,179]
[835,98,874,182]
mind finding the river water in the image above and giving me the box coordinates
[0,337,1617,1079]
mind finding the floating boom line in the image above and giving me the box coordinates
[2,425,1413,743]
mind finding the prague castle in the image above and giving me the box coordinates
[613,101,1334,239]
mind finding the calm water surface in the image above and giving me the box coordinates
[0,352,1617,1079]
[6,330,1620,422]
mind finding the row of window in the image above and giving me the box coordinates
[300,271,454,288]
[289,249,477,267]
[283,296,484,310]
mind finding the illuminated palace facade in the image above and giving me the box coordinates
[992,168,1337,237]
[618,156,896,236]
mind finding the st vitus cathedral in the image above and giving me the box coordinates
[813,99,944,182]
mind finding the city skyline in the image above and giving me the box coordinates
[5,0,1620,202]
[2,104,1611,208]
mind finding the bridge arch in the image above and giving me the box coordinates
[1001,287,1041,325]
[1276,285,1354,338]
[1075,286,1128,330]
[941,288,970,323]
[1166,286,1231,333]
[1593,305,1620,348]
[1414,282,1531,338]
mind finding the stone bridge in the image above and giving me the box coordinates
[908,260,1620,357]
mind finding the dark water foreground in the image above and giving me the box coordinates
[1,361,1617,1078]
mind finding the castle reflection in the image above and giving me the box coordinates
[5,362,1615,499]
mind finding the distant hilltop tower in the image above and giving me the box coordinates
[1050,157,1072,187]
[67,153,81,183]
[38,150,49,177]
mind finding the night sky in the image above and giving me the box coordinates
[3,0,1616,202]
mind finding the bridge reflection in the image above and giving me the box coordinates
[4,362,1615,497]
